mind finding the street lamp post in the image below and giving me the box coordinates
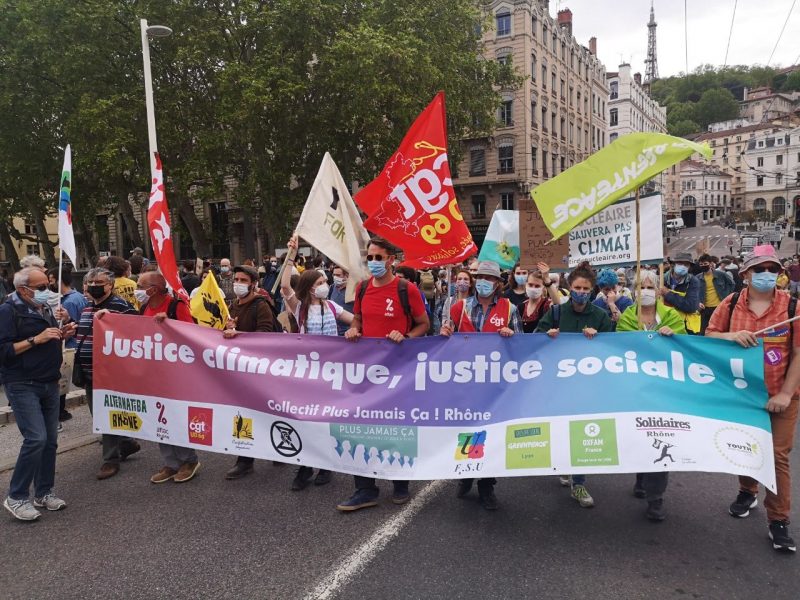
[140,19,172,258]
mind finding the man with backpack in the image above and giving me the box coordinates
[135,271,201,484]
[706,245,800,553]
[222,265,277,480]
[338,237,429,512]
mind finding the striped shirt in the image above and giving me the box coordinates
[75,295,137,380]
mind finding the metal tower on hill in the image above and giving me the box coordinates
[644,1,659,83]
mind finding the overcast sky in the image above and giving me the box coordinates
[562,0,800,78]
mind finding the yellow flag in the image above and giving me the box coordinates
[190,271,229,329]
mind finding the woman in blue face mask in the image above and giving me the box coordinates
[505,264,529,309]
[535,261,613,510]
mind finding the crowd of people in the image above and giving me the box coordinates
[1,240,798,553]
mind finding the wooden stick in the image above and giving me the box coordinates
[635,188,642,329]
[754,314,800,336]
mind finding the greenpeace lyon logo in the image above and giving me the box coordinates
[714,427,764,470]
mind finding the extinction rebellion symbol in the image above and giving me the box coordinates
[271,421,302,457]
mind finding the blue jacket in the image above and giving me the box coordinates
[0,293,62,384]
[663,273,701,314]
[61,289,88,349]
[698,269,735,306]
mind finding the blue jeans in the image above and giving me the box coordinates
[6,380,59,500]
[572,474,586,485]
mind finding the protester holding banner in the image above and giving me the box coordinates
[439,260,519,510]
[223,265,277,480]
[536,261,613,508]
[75,268,140,480]
[706,245,800,553]
[135,272,202,485]
[338,238,429,511]
[593,268,634,328]
[697,254,735,335]
[661,252,701,335]
[616,269,686,521]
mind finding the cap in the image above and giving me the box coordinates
[615,268,626,275]
[130,247,143,255]
[673,252,693,264]
[475,261,501,279]
[233,265,259,282]
[741,245,782,273]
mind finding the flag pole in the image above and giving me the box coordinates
[271,237,298,296]
[635,188,642,328]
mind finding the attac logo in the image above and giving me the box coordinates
[455,431,486,460]
[109,411,142,432]
[188,407,213,446]
[233,412,253,440]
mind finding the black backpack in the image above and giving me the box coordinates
[248,294,283,333]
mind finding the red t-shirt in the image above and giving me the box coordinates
[354,277,427,338]
[142,297,195,324]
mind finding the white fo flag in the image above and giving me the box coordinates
[57,145,77,265]
[295,153,370,300]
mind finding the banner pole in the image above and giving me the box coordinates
[635,188,642,329]
[271,242,297,296]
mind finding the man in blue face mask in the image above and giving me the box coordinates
[661,252,701,334]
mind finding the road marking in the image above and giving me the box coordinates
[304,479,446,600]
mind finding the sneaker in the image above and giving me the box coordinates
[559,475,571,487]
[57,422,64,433]
[97,462,120,480]
[3,497,41,521]
[729,490,758,518]
[120,440,141,461]
[769,520,797,552]
[391,487,411,505]
[479,490,499,511]
[314,469,332,486]
[33,494,67,511]
[174,462,201,483]
[336,489,379,512]
[225,461,254,480]
[571,484,595,508]
[291,467,314,491]
[456,480,473,498]
[645,499,666,522]
[151,467,177,484]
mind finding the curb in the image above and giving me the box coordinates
[1,390,87,425]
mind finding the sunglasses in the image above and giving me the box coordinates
[25,284,48,292]
[751,266,781,274]
[366,255,387,262]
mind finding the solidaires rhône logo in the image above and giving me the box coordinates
[109,411,143,432]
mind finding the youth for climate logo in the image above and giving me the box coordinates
[455,431,486,460]
[188,407,213,446]
[714,427,764,470]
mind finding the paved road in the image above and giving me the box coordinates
[1,405,800,600]
[666,224,798,259]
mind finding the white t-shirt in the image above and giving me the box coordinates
[293,300,342,335]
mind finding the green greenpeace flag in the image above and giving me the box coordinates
[531,132,711,240]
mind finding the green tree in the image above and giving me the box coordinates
[694,88,740,129]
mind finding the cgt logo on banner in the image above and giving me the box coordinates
[188,407,213,446]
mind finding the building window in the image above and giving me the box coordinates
[500,192,515,210]
[723,182,727,190]
[469,148,486,176]
[24,221,36,235]
[757,140,765,148]
[542,150,548,177]
[499,100,513,127]
[777,154,784,165]
[26,244,38,256]
[551,71,556,91]
[531,16,537,39]
[542,64,547,88]
[541,106,547,130]
[498,145,514,174]
[498,54,510,66]
[610,108,618,126]
[472,194,486,218]
[576,91,581,112]
[560,157,566,172]
[777,173,783,184]
[560,79,565,98]
[672,181,676,192]
[552,155,557,176]
[551,112,556,134]
[610,132,618,142]
[496,12,511,36]
[531,99,537,127]
[531,53,536,80]
[560,117,566,140]
[757,157,764,167]
[532,146,538,172]
[610,81,618,99]
[757,176,764,186]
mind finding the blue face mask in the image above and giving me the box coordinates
[368,260,387,278]
[673,265,689,277]
[514,275,527,286]
[750,272,778,292]
[475,279,495,298]
[32,290,51,306]
[570,290,591,305]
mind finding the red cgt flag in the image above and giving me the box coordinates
[355,92,477,268]
[148,152,189,303]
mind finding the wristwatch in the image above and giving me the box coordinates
[26,337,36,347]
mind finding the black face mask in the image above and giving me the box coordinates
[701,265,711,271]
[88,285,107,300]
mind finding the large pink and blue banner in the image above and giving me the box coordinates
[92,314,776,490]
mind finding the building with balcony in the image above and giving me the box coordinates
[452,1,609,247]
[678,160,732,227]
[606,63,667,143]
[743,126,800,221]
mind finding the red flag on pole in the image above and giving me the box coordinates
[148,152,189,303]
[355,92,477,268]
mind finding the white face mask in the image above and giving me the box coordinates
[639,289,657,306]
[526,286,544,299]
[134,289,150,304]
[333,276,346,287]
[314,284,329,299]
[233,282,250,298]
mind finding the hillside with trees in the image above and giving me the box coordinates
[650,65,800,136]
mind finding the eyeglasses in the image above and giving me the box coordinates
[25,284,48,292]
[751,265,781,274]
[366,255,387,262]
